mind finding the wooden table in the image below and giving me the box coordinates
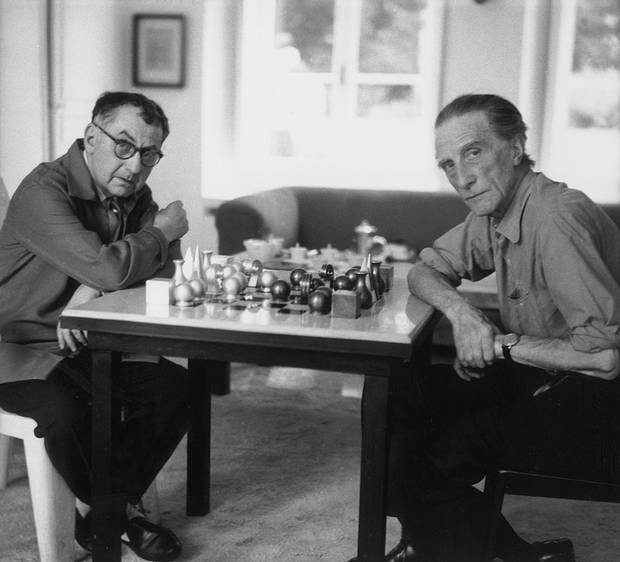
[61,263,438,561]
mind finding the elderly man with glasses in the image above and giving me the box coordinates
[0,91,189,561]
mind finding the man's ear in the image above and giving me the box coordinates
[511,136,525,165]
[83,123,97,154]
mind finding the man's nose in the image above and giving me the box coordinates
[124,152,143,174]
[454,164,475,191]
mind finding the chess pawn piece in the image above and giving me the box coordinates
[290,268,306,288]
[221,276,242,302]
[258,270,278,292]
[205,263,222,292]
[202,250,213,277]
[333,275,353,291]
[173,282,195,307]
[172,259,187,286]
[270,280,291,301]
[345,268,359,286]
[308,289,331,314]
[355,271,373,310]
[371,260,385,297]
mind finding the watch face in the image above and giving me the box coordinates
[503,333,520,347]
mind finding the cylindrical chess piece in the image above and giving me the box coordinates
[371,260,385,297]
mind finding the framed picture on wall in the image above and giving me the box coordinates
[133,14,186,88]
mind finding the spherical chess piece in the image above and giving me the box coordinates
[345,268,360,286]
[188,278,205,299]
[270,279,291,301]
[173,282,195,307]
[221,264,237,280]
[250,260,263,274]
[221,276,242,301]
[289,268,306,288]
[310,277,324,292]
[258,270,278,292]
[308,290,331,314]
[231,260,244,273]
[333,275,353,291]
[231,271,248,292]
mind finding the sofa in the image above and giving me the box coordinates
[215,187,470,256]
[215,186,620,256]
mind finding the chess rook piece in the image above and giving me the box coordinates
[355,271,373,309]
[172,259,187,286]
[299,273,313,304]
[205,263,223,292]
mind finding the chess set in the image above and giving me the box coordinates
[146,246,393,319]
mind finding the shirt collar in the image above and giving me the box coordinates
[492,169,537,244]
[66,139,142,213]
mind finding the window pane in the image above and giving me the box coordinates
[357,85,418,119]
[275,0,334,72]
[358,0,427,74]
[559,0,620,202]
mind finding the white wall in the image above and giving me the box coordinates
[0,0,213,252]
[0,0,49,195]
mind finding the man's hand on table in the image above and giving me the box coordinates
[447,300,501,381]
[57,284,102,354]
[153,200,188,243]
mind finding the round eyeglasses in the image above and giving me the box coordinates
[91,122,164,167]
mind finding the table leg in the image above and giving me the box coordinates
[186,358,213,515]
[91,350,123,562]
[210,361,231,396]
[357,373,389,561]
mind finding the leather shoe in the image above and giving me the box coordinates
[531,538,575,562]
[347,539,426,561]
[122,516,182,562]
[75,510,182,562]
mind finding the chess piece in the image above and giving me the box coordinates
[355,271,373,309]
[205,263,222,292]
[231,271,248,291]
[182,247,194,280]
[258,270,278,292]
[290,268,306,288]
[221,264,237,280]
[345,268,359,286]
[290,243,308,263]
[270,279,291,301]
[308,290,331,314]
[172,259,187,286]
[241,258,254,275]
[371,260,385,297]
[221,276,242,301]
[319,263,335,288]
[332,275,353,291]
[173,282,195,307]
[299,273,313,304]
[201,250,213,275]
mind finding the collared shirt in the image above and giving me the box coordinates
[0,139,180,345]
[419,170,620,353]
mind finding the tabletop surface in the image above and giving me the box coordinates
[61,263,436,358]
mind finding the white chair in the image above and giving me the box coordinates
[0,408,76,561]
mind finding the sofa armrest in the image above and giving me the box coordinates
[215,187,300,254]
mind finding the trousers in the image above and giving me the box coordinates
[0,351,190,505]
[383,359,619,562]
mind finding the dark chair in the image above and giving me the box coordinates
[484,468,620,559]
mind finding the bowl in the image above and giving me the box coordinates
[243,238,279,262]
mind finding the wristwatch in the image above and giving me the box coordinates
[501,333,521,361]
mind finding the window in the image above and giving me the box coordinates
[543,0,619,203]
[234,0,444,194]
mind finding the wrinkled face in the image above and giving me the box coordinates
[83,104,164,199]
[435,111,524,218]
